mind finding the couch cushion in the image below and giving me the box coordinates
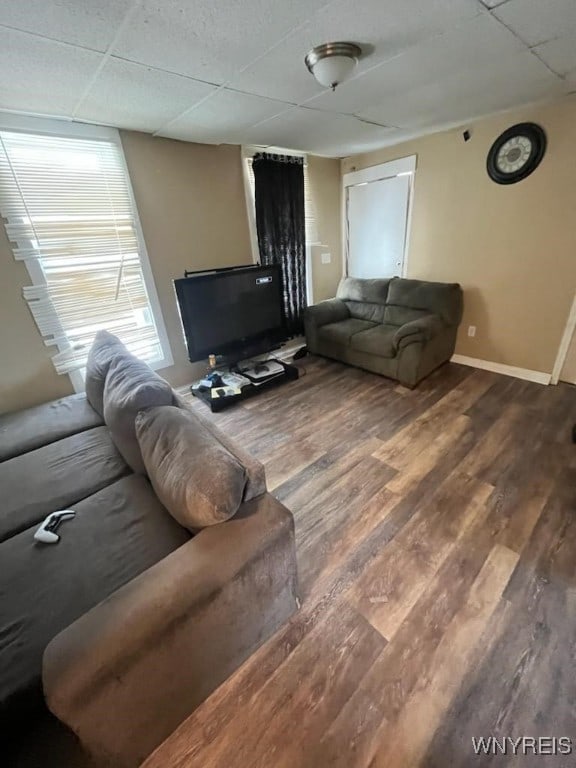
[104,353,174,474]
[85,330,127,417]
[384,305,431,327]
[136,406,247,530]
[173,394,267,501]
[351,324,398,358]
[0,427,129,543]
[0,474,190,729]
[0,394,103,463]
[318,318,377,346]
[386,277,463,326]
[336,276,391,304]
[337,277,390,325]
[343,301,386,324]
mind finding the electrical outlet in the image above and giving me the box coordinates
[468,325,476,338]
[321,252,331,264]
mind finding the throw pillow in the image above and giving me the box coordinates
[135,406,247,530]
[85,330,127,416]
[103,353,174,473]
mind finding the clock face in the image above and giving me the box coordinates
[496,135,532,174]
[487,123,546,185]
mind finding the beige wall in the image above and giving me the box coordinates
[0,133,254,412]
[342,97,576,375]
[307,155,342,302]
[120,132,253,388]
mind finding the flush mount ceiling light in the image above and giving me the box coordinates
[305,42,362,91]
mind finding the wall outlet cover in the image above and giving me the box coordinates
[468,325,476,337]
[321,252,331,264]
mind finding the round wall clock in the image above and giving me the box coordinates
[486,123,547,185]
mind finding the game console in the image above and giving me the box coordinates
[241,360,284,380]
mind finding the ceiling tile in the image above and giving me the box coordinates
[493,0,576,47]
[112,0,329,84]
[231,0,481,103]
[226,32,328,105]
[75,58,216,132]
[236,107,398,156]
[0,0,134,53]
[0,27,101,117]
[304,13,525,116]
[157,89,291,142]
[358,50,564,130]
[533,34,576,75]
[0,0,571,155]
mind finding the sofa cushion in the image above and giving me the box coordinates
[173,394,267,501]
[386,277,463,326]
[344,301,386,324]
[0,394,103,463]
[85,330,127,417]
[136,406,247,530]
[384,305,430,327]
[0,426,129,542]
[336,276,391,304]
[351,325,398,358]
[318,318,377,346]
[337,277,391,326]
[104,353,174,474]
[0,474,190,729]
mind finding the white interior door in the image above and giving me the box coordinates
[343,156,415,280]
[347,175,410,278]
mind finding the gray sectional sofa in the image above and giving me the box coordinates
[304,276,463,387]
[0,332,299,768]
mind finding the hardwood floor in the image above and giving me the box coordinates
[144,357,576,768]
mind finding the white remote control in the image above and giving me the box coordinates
[34,510,76,544]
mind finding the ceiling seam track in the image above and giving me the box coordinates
[484,5,567,79]
[0,22,101,54]
[105,54,222,89]
[71,0,145,119]
[152,0,345,136]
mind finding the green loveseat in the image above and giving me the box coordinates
[304,276,463,388]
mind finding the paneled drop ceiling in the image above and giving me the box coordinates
[0,0,575,156]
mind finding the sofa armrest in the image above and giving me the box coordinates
[43,494,299,768]
[393,314,444,351]
[304,298,350,328]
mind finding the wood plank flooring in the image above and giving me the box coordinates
[143,357,576,768]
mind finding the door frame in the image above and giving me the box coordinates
[341,154,417,279]
[551,292,576,384]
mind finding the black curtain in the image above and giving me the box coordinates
[252,152,306,336]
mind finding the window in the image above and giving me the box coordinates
[242,146,320,304]
[0,117,172,388]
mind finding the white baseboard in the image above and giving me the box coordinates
[451,354,551,385]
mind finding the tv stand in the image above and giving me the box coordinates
[191,360,299,413]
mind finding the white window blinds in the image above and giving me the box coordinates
[245,154,320,247]
[0,129,169,375]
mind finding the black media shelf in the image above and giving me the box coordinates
[191,361,299,413]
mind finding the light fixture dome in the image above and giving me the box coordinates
[305,42,362,90]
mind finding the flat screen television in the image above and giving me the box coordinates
[174,264,287,364]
